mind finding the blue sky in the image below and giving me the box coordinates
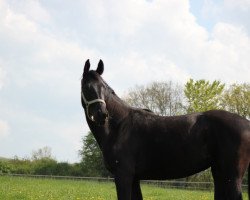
[0,0,249,163]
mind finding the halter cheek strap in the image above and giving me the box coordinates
[81,92,106,121]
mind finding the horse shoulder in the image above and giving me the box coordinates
[102,118,137,174]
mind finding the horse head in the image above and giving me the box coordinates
[81,59,109,126]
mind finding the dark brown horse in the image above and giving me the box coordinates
[81,59,250,200]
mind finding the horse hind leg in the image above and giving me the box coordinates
[212,175,243,200]
[212,165,243,200]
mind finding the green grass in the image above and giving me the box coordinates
[0,176,248,200]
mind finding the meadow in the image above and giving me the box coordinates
[0,175,247,200]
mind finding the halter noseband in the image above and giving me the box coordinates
[81,91,107,122]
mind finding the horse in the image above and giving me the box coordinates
[80,59,250,200]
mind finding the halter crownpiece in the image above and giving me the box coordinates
[81,91,106,122]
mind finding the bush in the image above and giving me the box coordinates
[33,158,57,175]
[0,157,85,177]
[0,161,12,174]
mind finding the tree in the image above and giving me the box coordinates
[124,81,184,116]
[79,132,110,177]
[30,146,58,175]
[184,79,225,113]
[31,146,53,161]
[221,83,250,119]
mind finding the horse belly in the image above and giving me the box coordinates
[136,143,211,180]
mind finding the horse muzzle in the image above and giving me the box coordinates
[89,109,109,126]
[97,110,109,125]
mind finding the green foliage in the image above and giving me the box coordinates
[184,79,225,113]
[67,163,84,177]
[0,157,84,176]
[53,162,72,176]
[79,132,110,177]
[0,160,12,174]
[33,158,57,175]
[221,83,250,118]
[9,158,34,174]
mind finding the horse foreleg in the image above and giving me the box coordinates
[131,178,143,200]
[115,174,133,200]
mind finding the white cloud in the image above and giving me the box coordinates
[103,0,250,84]
[9,0,51,24]
[83,0,148,37]
[192,22,250,82]
[1,7,38,43]
[105,53,190,95]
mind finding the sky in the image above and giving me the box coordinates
[0,0,249,163]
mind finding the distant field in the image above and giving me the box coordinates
[0,176,247,200]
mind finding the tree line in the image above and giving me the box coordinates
[125,79,249,118]
[0,147,84,176]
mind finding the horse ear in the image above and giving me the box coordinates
[83,59,90,75]
[96,59,104,75]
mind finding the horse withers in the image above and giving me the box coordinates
[81,59,250,200]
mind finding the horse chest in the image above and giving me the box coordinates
[102,144,121,173]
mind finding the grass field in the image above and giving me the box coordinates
[0,176,248,200]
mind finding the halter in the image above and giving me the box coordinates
[81,91,106,122]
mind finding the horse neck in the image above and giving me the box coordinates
[87,118,109,150]
[85,94,129,149]
[106,93,130,128]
